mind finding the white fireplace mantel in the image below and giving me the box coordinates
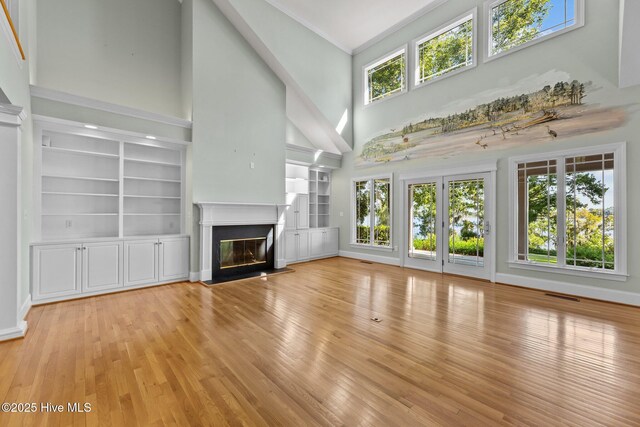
[196,202,288,281]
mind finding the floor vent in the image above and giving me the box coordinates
[545,293,580,302]
[361,261,374,264]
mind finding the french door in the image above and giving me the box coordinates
[404,172,493,281]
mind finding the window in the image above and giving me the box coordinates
[511,144,626,279]
[488,0,583,59]
[415,11,475,87]
[364,48,406,105]
[353,176,392,248]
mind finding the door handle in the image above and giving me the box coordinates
[484,221,491,235]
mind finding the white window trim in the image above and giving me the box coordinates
[351,173,394,250]
[412,8,478,91]
[363,45,408,107]
[484,0,585,63]
[507,142,627,281]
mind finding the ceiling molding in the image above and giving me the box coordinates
[262,0,353,54]
[30,85,193,129]
[353,0,449,55]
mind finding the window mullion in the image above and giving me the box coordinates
[557,157,567,267]
[370,179,375,246]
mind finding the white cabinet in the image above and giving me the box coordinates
[297,194,310,229]
[83,242,124,292]
[159,237,190,281]
[285,228,338,265]
[125,236,189,286]
[285,230,310,264]
[309,229,325,258]
[309,228,339,258]
[124,239,159,286]
[33,244,82,301]
[32,236,189,303]
[326,228,339,255]
[285,194,309,230]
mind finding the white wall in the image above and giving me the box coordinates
[0,0,35,336]
[188,0,287,271]
[332,0,640,301]
[36,0,184,118]
[228,0,353,146]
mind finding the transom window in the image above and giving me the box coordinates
[489,0,583,58]
[511,144,626,278]
[364,48,406,105]
[415,12,475,86]
[353,176,392,248]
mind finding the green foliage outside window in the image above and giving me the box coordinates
[418,19,473,84]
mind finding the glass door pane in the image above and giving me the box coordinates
[409,183,438,260]
[447,178,485,267]
[444,173,492,280]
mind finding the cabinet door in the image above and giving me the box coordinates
[309,230,325,258]
[284,230,298,264]
[82,242,124,292]
[32,244,82,301]
[298,230,310,260]
[297,194,310,229]
[159,237,189,282]
[284,194,297,230]
[326,228,340,255]
[124,240,158,286]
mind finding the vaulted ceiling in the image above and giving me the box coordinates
[263,0,446,54]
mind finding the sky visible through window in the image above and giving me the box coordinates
[539,0,575,35]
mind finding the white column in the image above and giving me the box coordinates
[275,204,288,269]
[0,103,27,341]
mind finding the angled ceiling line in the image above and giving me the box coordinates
[209,0,352,154]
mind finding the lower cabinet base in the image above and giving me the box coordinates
[32,277,189,305]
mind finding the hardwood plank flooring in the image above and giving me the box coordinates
[1,257,639,426]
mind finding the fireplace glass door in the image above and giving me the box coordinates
[220,237,267,270]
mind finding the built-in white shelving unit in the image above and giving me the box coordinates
[309,169,331,228]
[35,122,187,242]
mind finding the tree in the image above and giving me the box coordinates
[491,0,552,54]
[419,19,473,82]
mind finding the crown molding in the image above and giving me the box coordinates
[0,103,26,126]
[285,143,342,160]
[32,114,191,147]
[30,85,193,129]
[353,0,449,55]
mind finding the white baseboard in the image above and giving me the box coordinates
[339,250,400,266]
[19,294,32,320]
[189,272,201,282]
[0,320,28,342]
[496,273,640,306]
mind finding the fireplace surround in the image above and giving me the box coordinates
[196,202,287,282]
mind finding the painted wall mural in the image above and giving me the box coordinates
[356,77,628,167]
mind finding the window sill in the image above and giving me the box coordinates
[363,88,407,109]
[413,63,477,92]
[508,261,628,282]
[350,243,394,253]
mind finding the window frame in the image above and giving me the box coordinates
[363,46,408,107]
[508,143,627,281]
[412,8,478,91]
[351,174,394,251]
[484,0,585,63]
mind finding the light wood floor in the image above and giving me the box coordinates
[1,257,640,426]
